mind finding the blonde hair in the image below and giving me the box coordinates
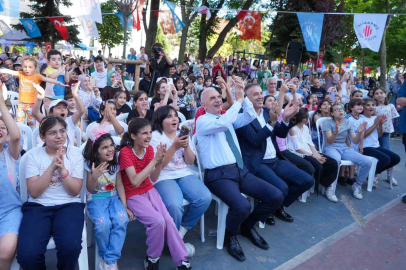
[22,56,38,68]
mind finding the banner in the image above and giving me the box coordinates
[164,0,185,33]
[65,43,73,51]
[0,20,11,36]
[79,0,102,24]
[194,6,211,19]
[115,12,133,30]
[297,13,324,52]
[237,11,261,41]
[20,18,42,38]
[24,42,35,54]
[0,0,20,17]
[353,14,388,52]
[44,42,52,51]
[48,17,69,40]
[133,0,145,31]
[78,16,99,38]
[154,10,177,35]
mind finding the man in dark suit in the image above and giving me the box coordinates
[236,83,314,225]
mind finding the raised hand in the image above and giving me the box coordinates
[33,83,45,97]
[71,81,80,97]
[233,76,245,101]
[379,114,387,125]
[55,147,67,176]
[269,103,279,122]
[91,162,109,179]
[374,115,382,126]
[279,81,288,94]
[334,121,340,135]
[283,101,300,122]
[358,122,367,133]
[154,143,167,163]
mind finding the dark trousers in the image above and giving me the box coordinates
[204,166,283,236]
[17,202,85,270]
[304,155,338,189]
[363,147,401,174]
[280,150,315,176]
[255,158,314,207]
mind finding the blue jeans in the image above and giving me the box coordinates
[87,195,129,265]
[324,146,372,185]
[154,174,212,230]
[363,147,401,175]
[378,132,390,150]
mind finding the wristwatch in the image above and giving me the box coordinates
[268,120,277,127]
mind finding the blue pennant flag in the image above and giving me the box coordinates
[20,18,41,38]
[78,43,88,50]
[164,0,185,33]
[0,2,3,12]
[297,13,324,52]
[0,0,19,17]
[24,42,35,54]
[115,12,133,30]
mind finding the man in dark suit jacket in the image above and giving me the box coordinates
[236,83,314,225]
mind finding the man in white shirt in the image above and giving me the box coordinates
[196,79,284,262]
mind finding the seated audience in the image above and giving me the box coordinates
[114,90,131,116]
[101,70,130,102]
[150,79,179,112]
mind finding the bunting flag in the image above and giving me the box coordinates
[164,0,185,33]
[66,43,73,50]
[78,16,99,38]
[79,0,102,24]
[155,10,177,35]
[48,17,69,40]
[44,42,52,51]
[20,18,42,38]
[353,14,388,52]
[0,20,11,36]
[78,43,88,50]
[297,13,324,52]
[115,12,133,30]
[194,6,211,19]
[0,0,20,17]
[24,42,35,54]
[237,11,261,41]
[133,0,145,31]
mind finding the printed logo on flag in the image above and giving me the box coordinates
[363,25,372,37]
[357,22,379,41]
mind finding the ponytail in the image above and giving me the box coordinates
[119,118,150,149]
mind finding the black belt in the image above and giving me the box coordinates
[205,163,237,173]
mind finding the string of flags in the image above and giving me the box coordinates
[0,0,393,54]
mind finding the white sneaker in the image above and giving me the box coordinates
[184,243,195,257]
[325,187,338,203]
[386,177,398,186]
[99,261,118,270]
[179,226,188,240]
[352,184,363,200]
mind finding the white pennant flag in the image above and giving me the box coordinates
[79,0,102,24]
[78,16,99,38]
[353,14,388,52]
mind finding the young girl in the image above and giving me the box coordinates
[322,103,371,200]
[17,116,85,269]
[174,77,193,120]
[150,80,179,112]
[373,88,400,185]
[0,90,22,269]
[83,130,129,270]
[287,109,338,202]
[118,118,191,270]
[361,99,400,187]
[150,106,211,256]
[203,76,213,89]
[91,100,125,136]
[101,70,130,102]
[0,57,68,129]
[114,90,131,116]
[127,91,154,123]
[77,74,102,113]
[304,93,318,111]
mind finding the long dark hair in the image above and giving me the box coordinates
[83,133,118,175]
[174,76,186,92]
[289,108,309,126]
[263,95,276,105]
[151,106,178,134]
[133,91,148,107]
[311,99,330,127]
[120,118,150,149]
[153,80,168,99]
[372,87,389,105]
[96,100,117,123]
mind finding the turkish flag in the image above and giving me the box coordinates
[43,42,52,52]
[48,17,69,40]
[237,11,261,41]
[364,66,371,73]
[133,0,144,31]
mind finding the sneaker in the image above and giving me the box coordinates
[179,226,188,240]
[373,176,378,189]
[325,187,338,203]
[352,184,363,200]
[144,256,160,270]
[177,261,192,269]
[99,261,118,270]
[386,177,398,186]
[185,243,195,257]
[338,176,347,186]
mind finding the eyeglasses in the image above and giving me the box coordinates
[47,128,66,137]
[333,108,344,112]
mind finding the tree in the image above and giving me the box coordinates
[143,0,160,55]
[156,25,170,53]
[12,0,80,46]
[97,0,130,55]
[177,0,198,64]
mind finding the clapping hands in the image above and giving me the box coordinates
[154,143,167,163]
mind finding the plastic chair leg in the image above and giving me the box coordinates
[259,222,265,229]
[86,215,94,248]
[200,214,205,243]
[367,158,378,192]
[78,223,89,270]
[216,202,228,250]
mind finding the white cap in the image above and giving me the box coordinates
[49,99,68,110]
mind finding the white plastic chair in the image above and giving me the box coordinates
[15,149,89,270]
[7,91,18,100]
[126,101,133,110]
[308,110,315,130]
[10,99,19,115]
[124,80,135,91]
[116,113,129,123]
[193,135,254,249]
[17,123,33,151]
[32,126,82,148]
[177,111,187,123]
[148,97,152,109]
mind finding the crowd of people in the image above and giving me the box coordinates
[0,42,404,270]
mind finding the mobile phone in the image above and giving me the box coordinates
[179,126,190,137]
[330,92,336,103]
[115,73,121,80]
[90,76,96,88]
[167,78,174,86]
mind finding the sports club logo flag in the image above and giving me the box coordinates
[79,0,102,24]
[164,0,185,33]
[154,10,176,35]
[78,16,99,38]
[20,18,42,38]
[48,17,69,40]
[0,20,11,36]
[0,0,20,17]
[237,11,261,41]
[297,13,324,52]
[353,14,388,52]
[133,0,145,31]
[115,12,133,30]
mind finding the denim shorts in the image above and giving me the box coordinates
[0,207,23,237]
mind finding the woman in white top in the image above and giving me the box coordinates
[77,74,102,112]
[17,116,85,269]
[287,108,338,202]
[150,106,211,253]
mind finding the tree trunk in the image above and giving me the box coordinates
[361,48,365,79]
[144,0,160,56]
[89,37,94,59]
[178,25,189,65]
[379,20,389,89]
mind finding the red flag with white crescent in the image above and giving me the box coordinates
[237,11,261,41]
[48,17,69,40]
[133,0,144,31]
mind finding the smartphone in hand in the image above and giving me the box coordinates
[179,126,190,137]
[90,76,96,88]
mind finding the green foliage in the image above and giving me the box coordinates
[96,0,131,51]
[11,0,80,45]
[156,25,169,53]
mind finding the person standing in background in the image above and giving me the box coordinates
[126,48,137,78]
[137,46,148,77]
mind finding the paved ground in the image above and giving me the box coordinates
[43,138,406,270]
